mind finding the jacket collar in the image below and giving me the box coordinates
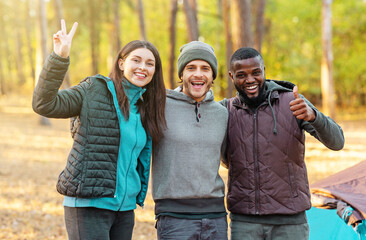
[167,85,214,104]
[95,74,146,105]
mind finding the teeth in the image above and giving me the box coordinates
[192,82,204,86]
[246,85,257,90]
[135,73,146,77]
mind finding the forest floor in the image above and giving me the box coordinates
[0,94,365,240]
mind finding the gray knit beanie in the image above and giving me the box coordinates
[177,41,218,80]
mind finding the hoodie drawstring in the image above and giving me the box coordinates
[268,92,278,135]
[195,102,200,122]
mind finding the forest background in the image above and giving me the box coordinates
[0,0,366,111]
[0,0,366,239]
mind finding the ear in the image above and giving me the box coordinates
[229,71,234,81]
[118,58,124,71]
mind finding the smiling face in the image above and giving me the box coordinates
[181,60,213,102]
[119,48,156,87]
[229,56,265,98]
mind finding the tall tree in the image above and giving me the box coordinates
[168,0,178,89]
[113,0,122,51]
[183,0,199,41]
[232,0,253,49]
[222,0,234,98]
[321,0,335,118]
[0,42,4,95]
[25,0,36,87]
[137,0,146,40]
[53,0,71,88]
[89,0,100,74]
[0,4,7,95]
[14,1,26,85]
[254,0,265,53]
[38,0,51,125]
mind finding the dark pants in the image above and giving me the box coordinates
[230,220,309,240]
[64,206,135,240]
[156,215,228,240]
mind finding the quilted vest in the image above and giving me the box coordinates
[226,91,311,215]
[56,77,120,198]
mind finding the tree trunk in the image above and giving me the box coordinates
[254,0,265,53]
[183,0,199,41]
[0,45,4,95]
[26,0,36,87]
[232,0,253,49]
[114,0,122,51]
[168,0,178,89]
[38,0,51,125]
[53,0,71,88]
[137,0,146,40]
[321,0,335,118]
[108,0,122,70]
[0,7,7,94]
[89,0,99,74]
[14,1,26,85]
[222,0,234,98]
[4,28,14,83]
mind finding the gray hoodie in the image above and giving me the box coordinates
[151,86,228,215]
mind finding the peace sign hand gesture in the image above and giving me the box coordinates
[53,19,78,58]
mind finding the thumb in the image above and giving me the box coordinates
[293,85,300,99]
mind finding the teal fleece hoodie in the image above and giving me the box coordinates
[64,79,152,211]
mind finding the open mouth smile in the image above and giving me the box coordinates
[135,72,147,79]
[191,81,206,89]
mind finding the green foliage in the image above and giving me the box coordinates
[332,0,366,107]
[264,0,322,93]
[0,0,365,108]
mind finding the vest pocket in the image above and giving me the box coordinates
[287,162,298,197]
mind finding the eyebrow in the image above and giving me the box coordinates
[186,63,211,68]
[131,55,155,62]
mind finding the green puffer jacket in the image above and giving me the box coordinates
[32,52,150,203]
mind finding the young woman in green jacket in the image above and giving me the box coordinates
[32,19,166,240]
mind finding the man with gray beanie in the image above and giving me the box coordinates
[151,41,229,239]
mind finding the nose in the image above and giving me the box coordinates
[246,75,255,83]
[193,69,203,78]
[138,62,147,70]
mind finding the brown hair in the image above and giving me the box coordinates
[109,40,166,145]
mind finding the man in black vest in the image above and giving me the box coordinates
[222,47,344,240]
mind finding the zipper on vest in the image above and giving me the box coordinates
[253,113,260,215]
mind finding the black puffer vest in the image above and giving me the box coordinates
[226,91,311,215]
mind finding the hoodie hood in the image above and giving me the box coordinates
[236,79,296,135]
[265,79,295,96]
[266,79,296,135]
[167,85,215,104]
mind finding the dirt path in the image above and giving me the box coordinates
[0,95,365,239]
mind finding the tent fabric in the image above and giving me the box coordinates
[310,159,366,220]
[306,207,359,240]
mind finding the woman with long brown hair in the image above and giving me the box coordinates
[32,19,166,240]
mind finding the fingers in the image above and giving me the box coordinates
[60,19,78,39]
[61,19,67,34]
[68,22,78,39]
[53,30,63,40]
[293,86,300,99]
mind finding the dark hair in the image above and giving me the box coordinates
[109,40,166,145]
[230,47,264,70]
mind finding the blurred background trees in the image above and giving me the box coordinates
[0,0,365,116]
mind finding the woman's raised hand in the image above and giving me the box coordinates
[53,19,78,58]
